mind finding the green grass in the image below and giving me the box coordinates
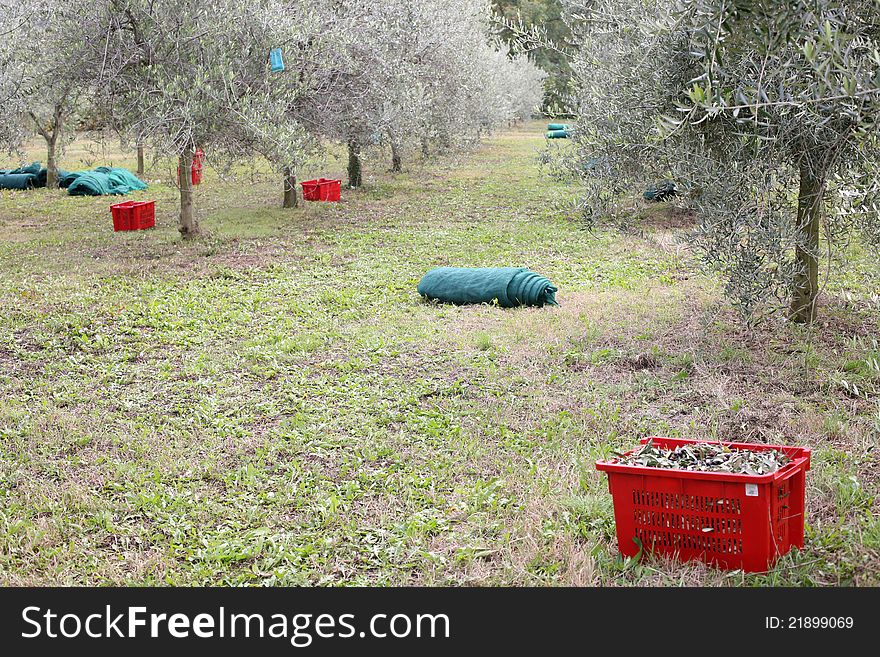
[0,123,878,586]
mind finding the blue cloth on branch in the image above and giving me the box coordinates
[270,48,285,72]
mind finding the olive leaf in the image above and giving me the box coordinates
[616,442,790,475]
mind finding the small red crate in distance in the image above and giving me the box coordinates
[300,178,320,201]
[301,178,341,202]
[110,200,155,231]
[111,201,134,231]
[595,437,811,572]
[318,178,341,202]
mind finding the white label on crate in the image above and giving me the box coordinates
[745,484,759,497]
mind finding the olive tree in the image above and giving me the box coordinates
[563,0,880,322]
[314,0,454,185]
[405,3,545,156]
[479,45,547,125]
[318,0,546,186]
[99,0,318,236]
[493,0,574,113]
[0,4,28,150]
[253,1,346,208]
[0,2,105,187]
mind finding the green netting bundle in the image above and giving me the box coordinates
[643,180,677,202]
[34,167,69,187]
[66,167,147,196]
[0,173,37,189]
[417,267,559,308]
[10,162,41,176]
[59,171,81,189]
[0,162,42,189]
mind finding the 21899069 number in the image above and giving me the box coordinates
[789,617,853,629]
[766,617,854,629]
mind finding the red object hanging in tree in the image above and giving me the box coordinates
[177,148,206,185]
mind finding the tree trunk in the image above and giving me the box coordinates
[45,102,63,189]
[178,147,198,238]
[347,139,362,188]
[421,137,430,159]
[137,144,145,178]
[46,137,58,190]
[29,101,63,189]
[390,140,402,173]
[282,166,298,208]
[790,164,823,323]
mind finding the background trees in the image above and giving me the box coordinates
[99,0,335,235]
[1,2,106,188]
[0,3,28,149]
[317,0,546,187]
[3,0,545,230]
[561,0,880,323]
[5,0,545,221]
[493,0,573,113]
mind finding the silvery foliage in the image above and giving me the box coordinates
[560,0,880,320]
[510,53,550,121]
[0,1,104,154]
[98,0,325,170]
[483,45,548,123]
[3,0,544,174]
[0,2,28,149]
[315,0,546,154]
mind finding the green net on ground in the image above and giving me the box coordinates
[66,167,147,196]
[0,173,37,189]
[417,267,559,308]
[0,162,128,192]
[0,162,42,190]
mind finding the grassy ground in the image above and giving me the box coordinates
[0,123,878,586]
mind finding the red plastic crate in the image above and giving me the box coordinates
[111,200,155,231]
[318,178,341,202]
[300,179,320,201]
[301,178,340,202]
[595,437,811,572]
